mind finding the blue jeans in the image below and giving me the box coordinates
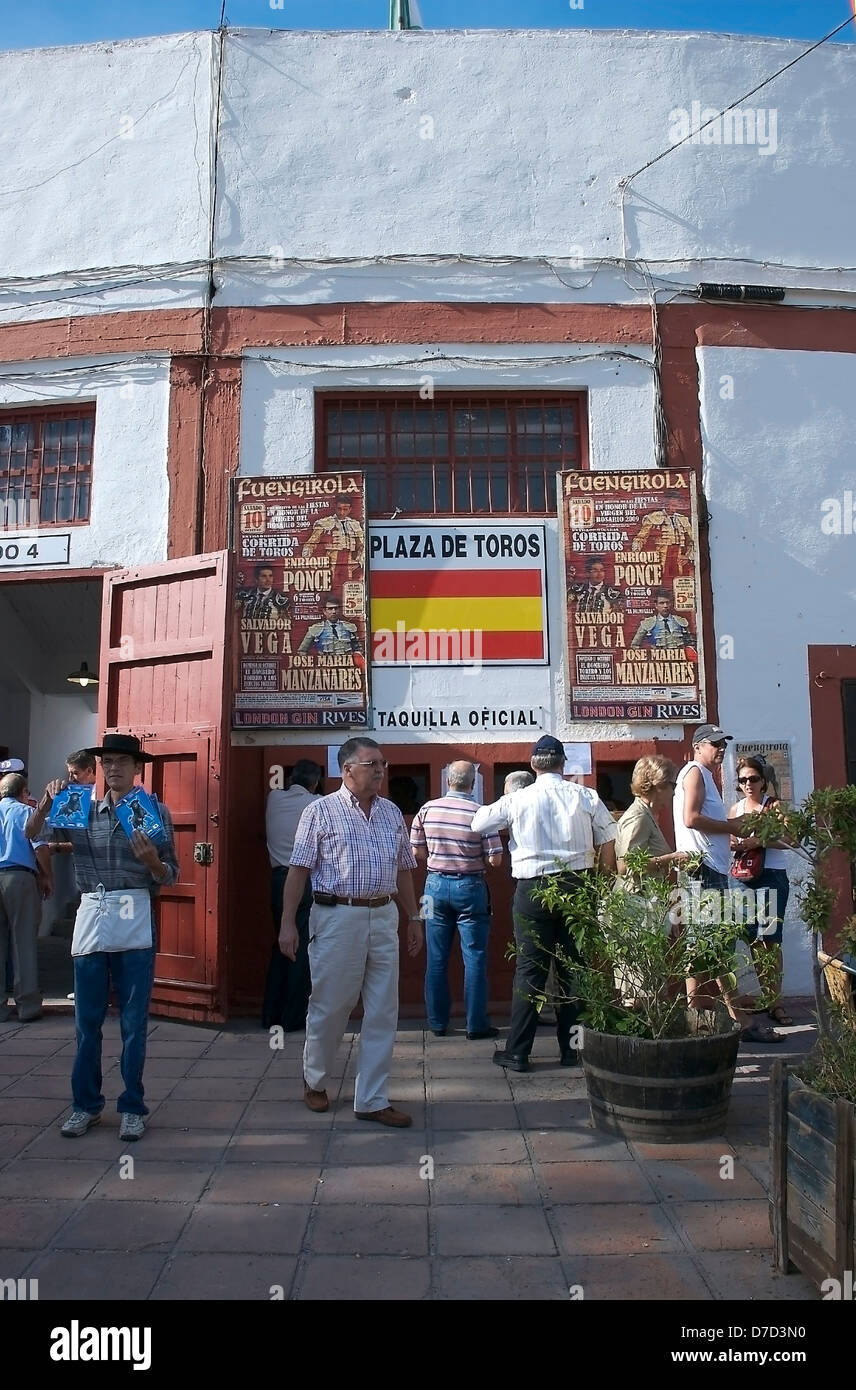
[72,948,156,1116]
[423,872,491,1033]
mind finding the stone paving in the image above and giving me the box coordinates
[0,1008,820,1301]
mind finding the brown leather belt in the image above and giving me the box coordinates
[313,892,393,908]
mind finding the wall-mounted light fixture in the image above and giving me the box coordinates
[66,661,99,689]
[697,284,786,302]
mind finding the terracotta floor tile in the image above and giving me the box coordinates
[437,1256,570,1301]
[561,1253,714,1300]
[429,1102,519,1130]
[433,1205,556,1256]
[202,1164,320,1204]
[167,1078,260,1102]
[316,1163,428,1204]
[310,1203,428,1255]
[149,1099,247,1130]
[178,1204,310,1254]
[225,1131,330,1164]
[641,1159,767,1202]
[3,1199,81,1248]
[431,1163,541,1205]
[51,1198,191,1250]
[29,1250,166,1300]
[323,1131,430,1167]
[297,1256,430,1300]
[90,1162,213,1202]
[526,1128,632,1163]
[538,1160,658,1205]
[429,1131,529,1166]
[552,1202,681,1256]
[0,1157,110,1199]
[151,1253,297,1300]
[0,1125,42,1160]
[695,1249,821,1301]
[671,1199,773,1251]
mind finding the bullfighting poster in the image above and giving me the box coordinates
[231,472,369,729]
[560,469,707,723]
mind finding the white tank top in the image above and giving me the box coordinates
[734,798,788,870]
[674,761,730,874]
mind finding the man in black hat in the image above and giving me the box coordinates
[27,734,179,1140]
[472,735,617,1072]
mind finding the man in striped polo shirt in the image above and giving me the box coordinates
[410,762,503,1040]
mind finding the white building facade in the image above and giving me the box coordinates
[1,28,853,1014]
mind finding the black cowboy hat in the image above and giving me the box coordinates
[83,733,154,764]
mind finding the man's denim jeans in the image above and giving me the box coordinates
[72,948,156,1116]
[423,872,492,1034]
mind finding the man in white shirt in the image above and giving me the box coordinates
[262,760,323,1031]
[472,735,617,1072]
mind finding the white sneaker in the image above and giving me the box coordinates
[61,1109,101,1138]
[119,1113,145,1142]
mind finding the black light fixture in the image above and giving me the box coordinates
[67,661,99,689]
[697,283,786,302]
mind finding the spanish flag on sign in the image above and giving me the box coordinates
[370,525,547,664]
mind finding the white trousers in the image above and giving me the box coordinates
[303,901,399,1113]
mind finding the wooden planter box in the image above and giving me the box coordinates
[770,1059,856,1292]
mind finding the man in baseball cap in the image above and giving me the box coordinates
[472,733,616,1073]
[690,724,732,747]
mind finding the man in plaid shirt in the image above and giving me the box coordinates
[279,737,422,1127]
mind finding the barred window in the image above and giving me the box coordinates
[0,405,95,529]
[319,394,586,516]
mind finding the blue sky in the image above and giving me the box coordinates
[0,0,853,49]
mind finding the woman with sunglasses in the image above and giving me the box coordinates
[728,756,792,1027]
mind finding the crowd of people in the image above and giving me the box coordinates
[0,721,791,1141]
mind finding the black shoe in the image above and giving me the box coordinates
[560,1049,581,1067]
[467,1027,499,1040]
[431,1028,447,1037]
[492,1049,529,1073]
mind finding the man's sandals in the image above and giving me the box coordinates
[767,1005,794,1026]
[740,1022,783,1044]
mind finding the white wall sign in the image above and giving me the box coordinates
[0,534,70,569]
[373,706,545,732]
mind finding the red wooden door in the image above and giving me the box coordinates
[99,552,231,1021]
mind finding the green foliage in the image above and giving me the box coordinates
[531,856,741,1042]
[795,1007,856,1106]
[744,783,856,1051]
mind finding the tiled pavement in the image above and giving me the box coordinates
[0,1008,820,1301]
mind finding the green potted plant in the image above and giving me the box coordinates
[750,785,856,1294]
[532,849,771,1142]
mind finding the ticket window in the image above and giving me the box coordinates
[387,764,430,819]
[492,762,534,800]
[596,762,635,818]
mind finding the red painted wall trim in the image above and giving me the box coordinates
[167,357,205,559]
[209,302,856,355]
[1,302,854,365]
[201,358,242,553]
[0,310,203,363]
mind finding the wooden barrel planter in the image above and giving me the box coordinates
[581,1025,740,1142]
[769,1061,856,1293]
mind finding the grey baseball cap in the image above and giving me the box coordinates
[691,724,733,746]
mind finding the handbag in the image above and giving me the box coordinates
[730,796,770,883]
